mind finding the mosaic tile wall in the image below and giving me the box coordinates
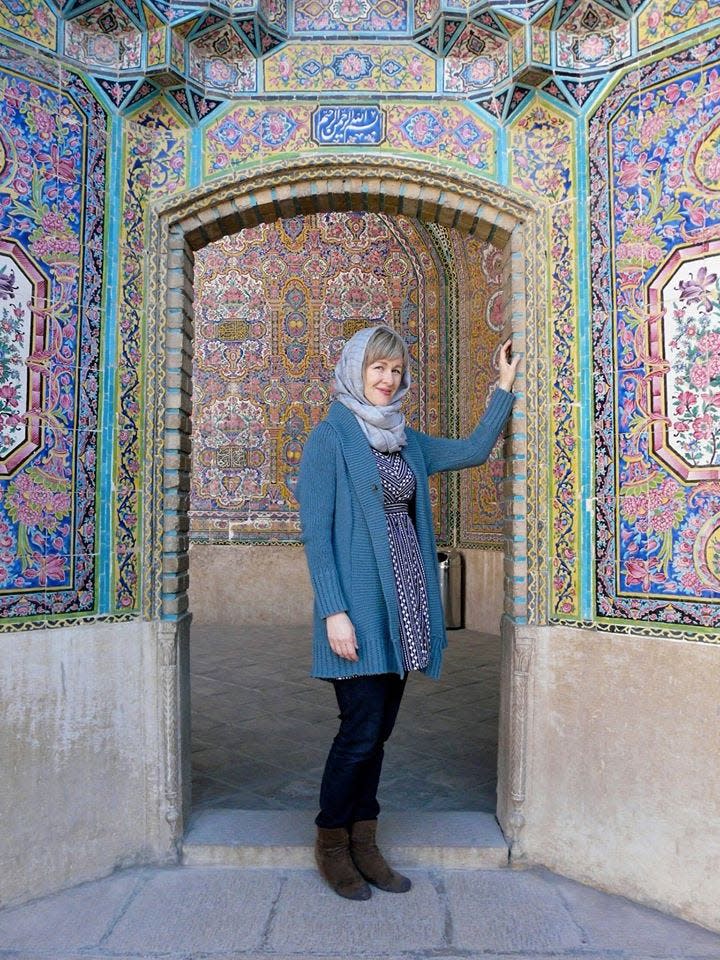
[115,100,189,612]
[0,42,107,621]
[589,35,720,628]
[508,100,580,616]
[0,1,719,636]
[454,230,507,548]
[202,101,497,180]
[189,212,504,547]
[1,0,715,120]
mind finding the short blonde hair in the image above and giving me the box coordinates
[362,326,409,372]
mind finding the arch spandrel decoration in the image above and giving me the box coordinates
[142,152,550,628]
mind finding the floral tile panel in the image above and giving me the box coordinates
[203,101,496,179]
[0,0,56,52]
[293,0,409,34]
[589,38,720,626]
[264,43,435,93]
[189,212,449,543]
[0,45,106,619]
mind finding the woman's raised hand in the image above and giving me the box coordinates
[497,338,520,392]
[325,612,359,662]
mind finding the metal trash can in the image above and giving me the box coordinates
[437,549,463,629]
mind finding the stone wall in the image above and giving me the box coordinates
[188,544,503,631]
[189,544,313,625]
[0,621,178,907]
[518,625,720,932]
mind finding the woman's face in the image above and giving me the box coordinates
[363,354,404,406]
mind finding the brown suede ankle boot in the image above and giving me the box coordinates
[315,827,372,900]
[349,819,412,893]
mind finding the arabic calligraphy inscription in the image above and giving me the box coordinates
[312,106,385,145]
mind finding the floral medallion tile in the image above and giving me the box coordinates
[188,23,257,94]
[294,0,409,33]
[444,23,511,94]
[0,0,56,52]
[64,2,142,71]
[555,0,630,70]
[264,42,435,92]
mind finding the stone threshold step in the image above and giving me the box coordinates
[182,809,509,869]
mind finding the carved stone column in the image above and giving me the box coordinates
[497,617,536,863]
[157,613,192,851]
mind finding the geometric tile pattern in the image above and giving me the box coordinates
[3,0,719,122]
[191,622,501,814]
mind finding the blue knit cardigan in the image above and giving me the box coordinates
[297,388,514,680]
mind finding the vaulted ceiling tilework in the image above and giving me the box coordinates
[0,0,717,122]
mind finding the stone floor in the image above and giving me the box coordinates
[191,623,501,813]
[4,626,719,958]
[2,862,719,960]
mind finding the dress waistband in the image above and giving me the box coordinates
[384,503,410,515]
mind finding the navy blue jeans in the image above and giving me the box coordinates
[316,673,407,829]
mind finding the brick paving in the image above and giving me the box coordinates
[191,623,500,813]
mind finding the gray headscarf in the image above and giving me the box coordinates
[333,325,411,453]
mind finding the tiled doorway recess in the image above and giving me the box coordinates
[147,155,544,855]
[191,623,501,814]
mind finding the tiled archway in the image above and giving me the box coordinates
[143,152,549,858]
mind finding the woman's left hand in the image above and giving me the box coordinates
[497,338,520,392]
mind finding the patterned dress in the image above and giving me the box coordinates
[372,449,431,671]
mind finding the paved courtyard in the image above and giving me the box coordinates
[3,626,719,958]
[191,623,501,813]
[1,862,719,960]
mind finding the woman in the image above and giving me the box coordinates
[297,325,519,901]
